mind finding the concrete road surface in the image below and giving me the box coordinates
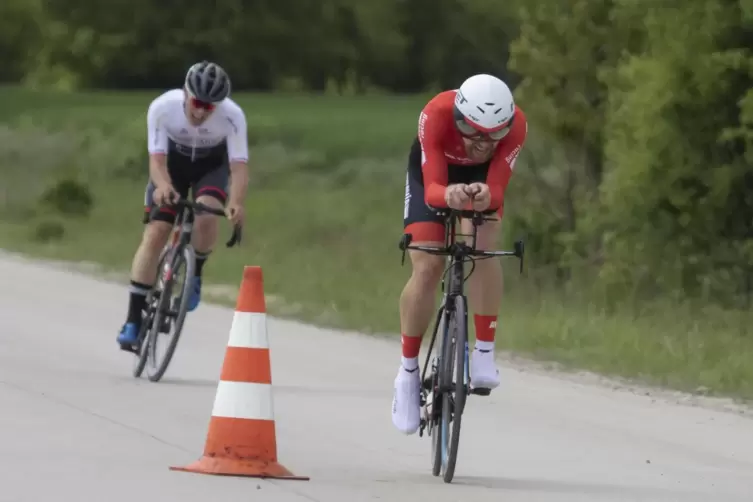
[1,252,752,502]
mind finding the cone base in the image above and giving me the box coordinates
[170,455,309,480]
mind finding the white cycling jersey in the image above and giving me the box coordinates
[146,89,248,163]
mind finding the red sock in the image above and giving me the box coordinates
[401,334,422,358]
[474,315,498,343]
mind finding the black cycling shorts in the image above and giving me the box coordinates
[142,141,230,225]
[403,137,498,242]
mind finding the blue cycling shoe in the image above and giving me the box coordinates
[187,276,202,312]
[117,322,140,350]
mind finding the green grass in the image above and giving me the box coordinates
[1,86,752,403]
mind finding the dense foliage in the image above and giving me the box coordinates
[0,0,519,92]
[4,0,753,311]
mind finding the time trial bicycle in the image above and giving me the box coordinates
[398,207,524,483]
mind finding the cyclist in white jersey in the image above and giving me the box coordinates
[117,60,249,351]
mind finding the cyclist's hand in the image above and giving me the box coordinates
[468,182,491,211]
[154,184,178,206]
[445,184,472,210]
[225,202,245,227]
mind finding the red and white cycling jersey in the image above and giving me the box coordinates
[417,90,528,211]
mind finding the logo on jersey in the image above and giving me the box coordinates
[403,172,411,219]
[418,112,428,140]
[505,144,521,170]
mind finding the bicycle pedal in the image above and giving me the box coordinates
[119,342,138,354]
[421,377,433,390]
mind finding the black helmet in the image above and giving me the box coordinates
[184,61,231,103]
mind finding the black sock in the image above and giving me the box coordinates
[127,280,151,324]
[195,251,211,277]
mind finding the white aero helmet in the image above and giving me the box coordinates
[453,74,515,140]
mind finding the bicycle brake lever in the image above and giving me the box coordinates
[226,225,243,247]
[512,239,525,275]
[399,233,413,266]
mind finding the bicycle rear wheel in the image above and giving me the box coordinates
[145,245,195,382]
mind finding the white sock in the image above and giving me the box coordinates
[401,356,418,371]
[475,340,494,352]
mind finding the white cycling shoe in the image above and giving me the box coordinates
[470,348,501,390]
[391,349,499,435]
[391,365,422,435]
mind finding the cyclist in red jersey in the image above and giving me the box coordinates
[393,73,528,434]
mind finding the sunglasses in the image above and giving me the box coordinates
[453,106,514,141]
[189,96,216,111]
[455,120,512,141]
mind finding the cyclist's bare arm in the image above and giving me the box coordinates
[225,103,250,208]
[228,161,248,207]
[148,154,172,189]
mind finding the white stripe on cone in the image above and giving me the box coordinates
[211,381,275,421]
[227,312,269,349]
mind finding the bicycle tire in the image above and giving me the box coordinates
[132,249,169,378]
[429,305,448,477]
[146,244,195,382]
[132,314,153,378]
[438,301,457,481]
[443,293,468,483]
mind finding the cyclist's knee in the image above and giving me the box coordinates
[461,217,501,251]
[409,248,445,289]
[141,221,172,252]
[195,193,224,210]
[194,194,223,228]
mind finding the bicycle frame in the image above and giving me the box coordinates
[399,208,524,391]
[399,207,524,482]
[161,206,195,283]
[132,198,242,381]
[151,199,242,253]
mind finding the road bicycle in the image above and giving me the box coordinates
[398,208,524,483]
[131,197,242,382]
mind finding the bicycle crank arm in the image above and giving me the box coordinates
[470,387,491,396]
[436,379,492,396]
[421,377,434,391]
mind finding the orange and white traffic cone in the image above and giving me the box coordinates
[170,266,308,480]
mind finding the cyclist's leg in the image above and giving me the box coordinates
[393,139,447,434]
[185,160,229,312]
[462,166,503,390]
[117,156,188,348]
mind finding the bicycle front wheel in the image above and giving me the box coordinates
[429,305,448,477]
[132,313,153,378]
[440,294,468,484]
[133,250,169,378]
[145,245,196,382]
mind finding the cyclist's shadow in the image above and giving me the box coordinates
[448,475,701,500]
[156,377,219,388]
